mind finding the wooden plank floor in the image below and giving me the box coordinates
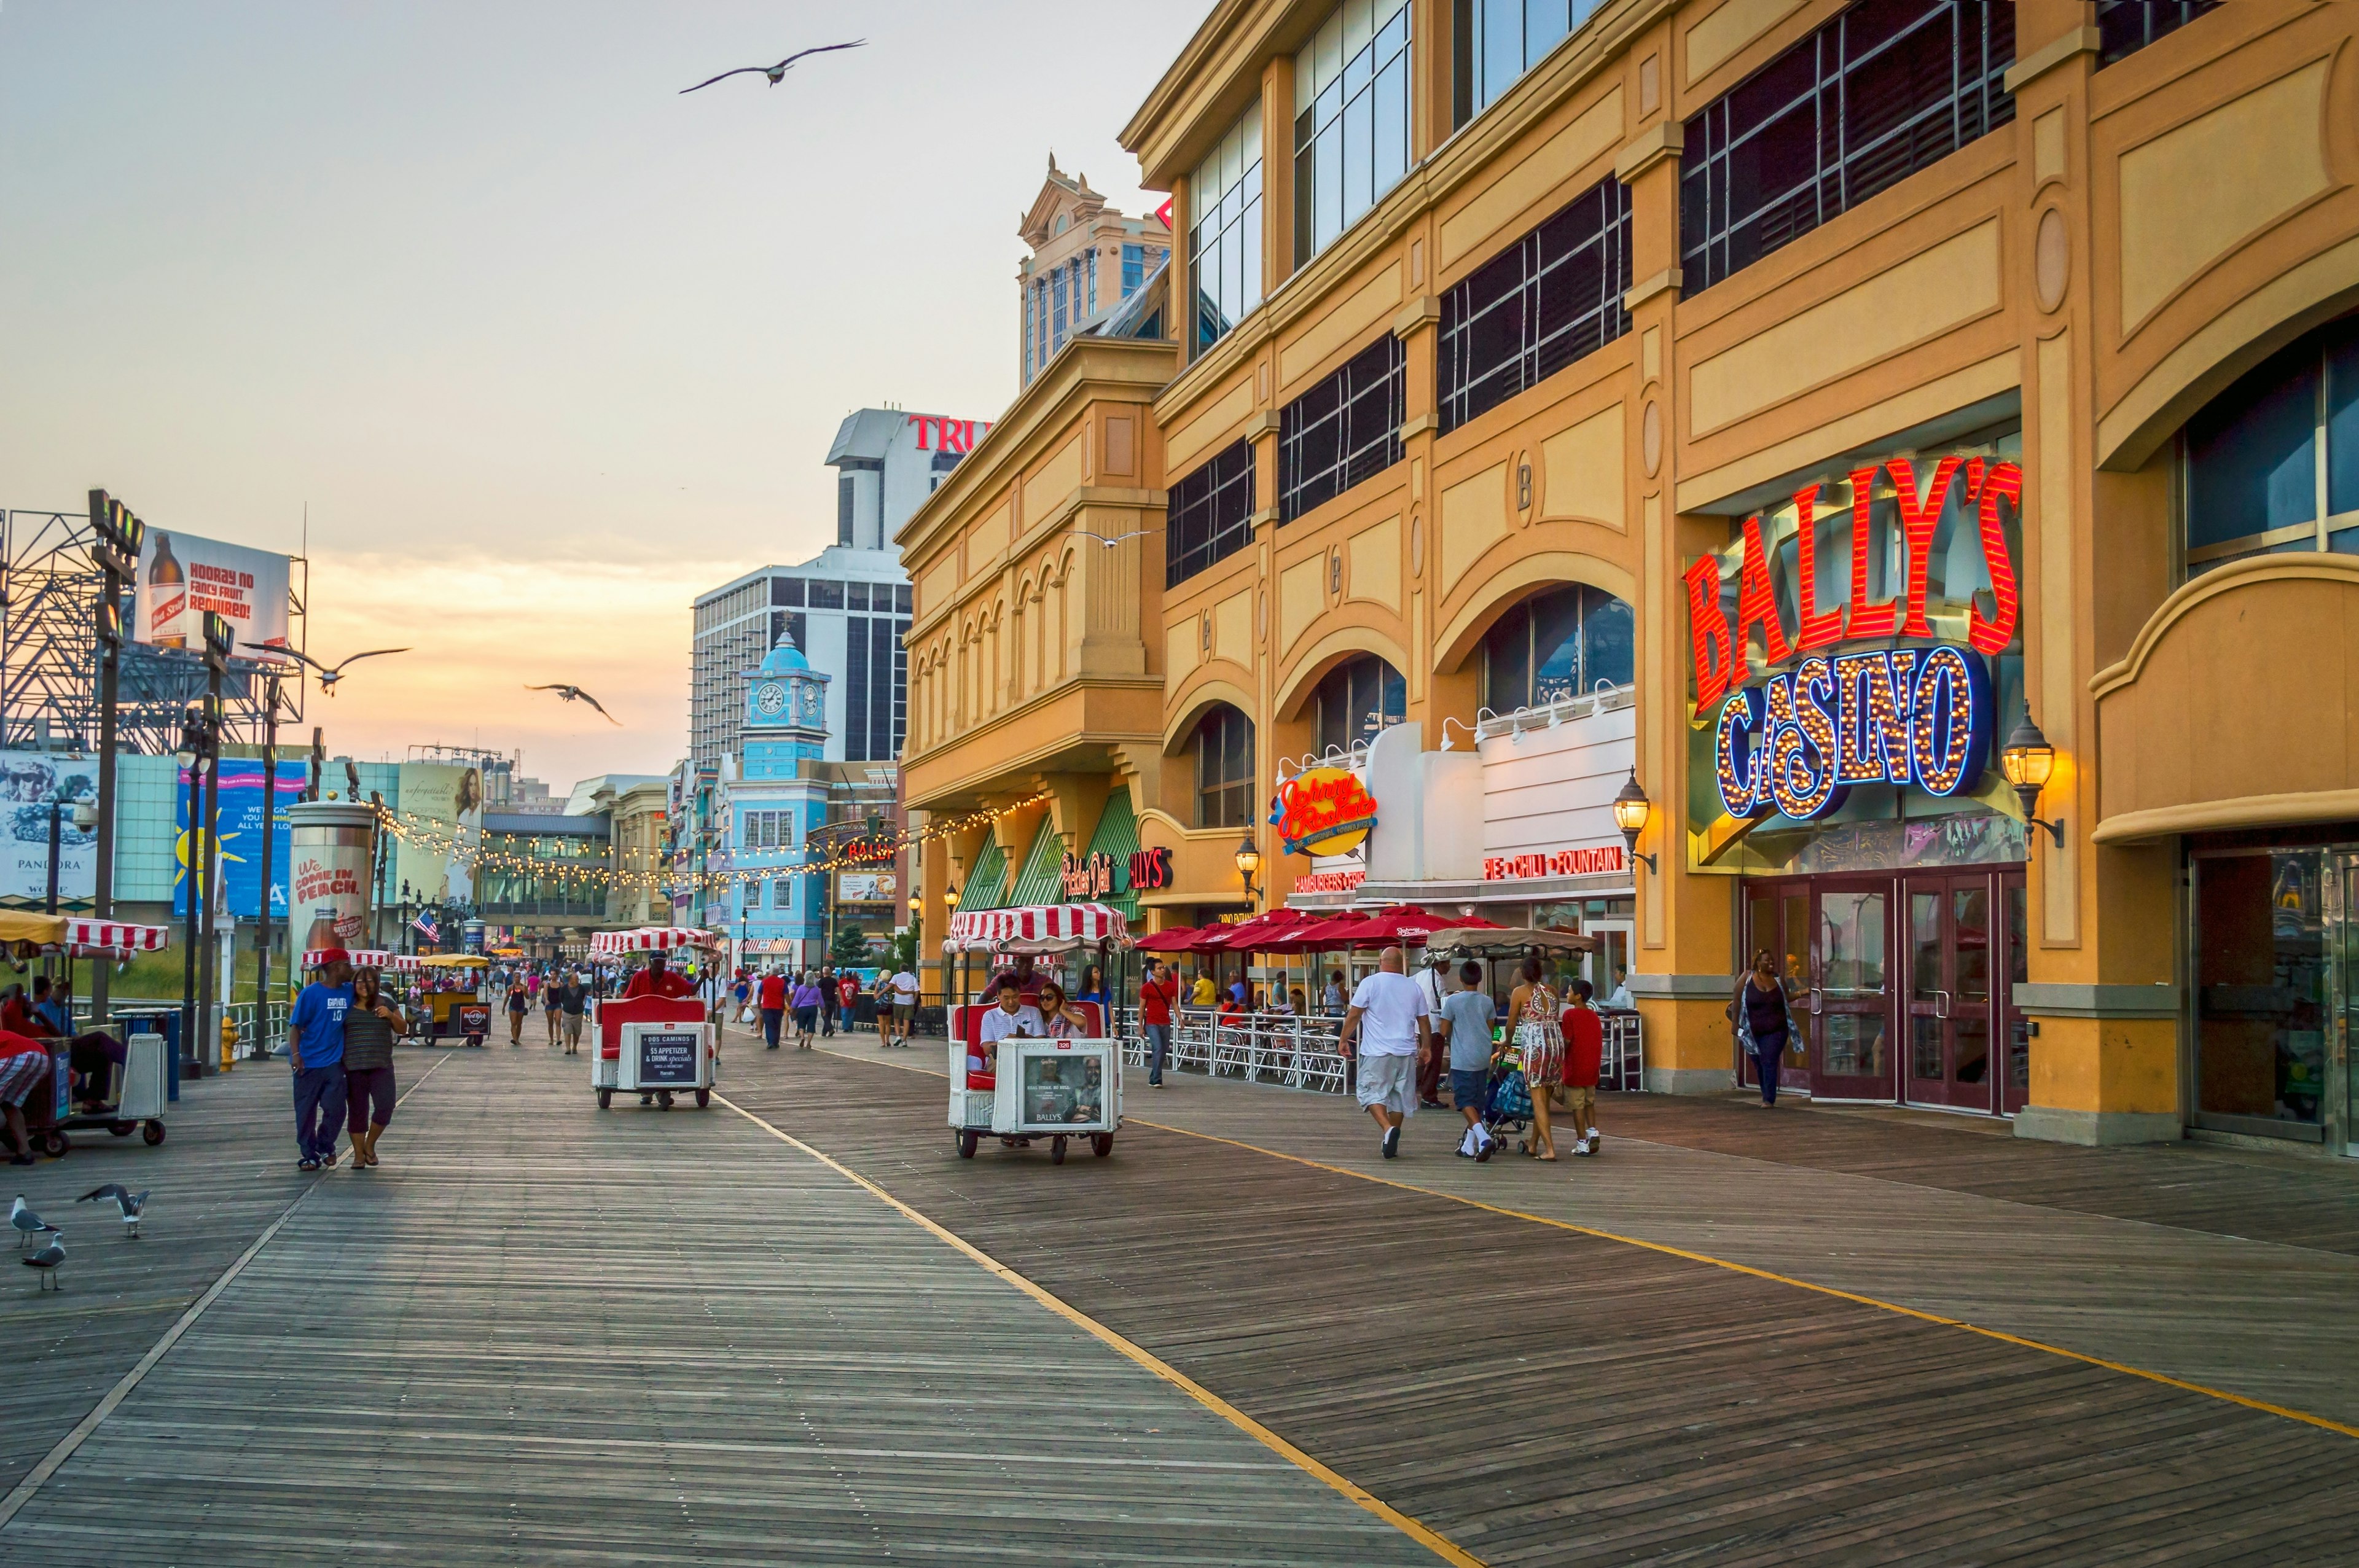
[1,1054,320,1495]
[718,1041,2359,1566]
[1,1043,1438,1567]
[952,1045,2359,1429]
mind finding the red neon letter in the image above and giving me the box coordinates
[1843,466,1896,639]
[1890,456,1965,639]
[1735,514,1795,673]
[1684,556,1738,706]
[1966,458,2022,655]
[1792,483,1843,652]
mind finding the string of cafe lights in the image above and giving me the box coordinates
[369,792,1052,894]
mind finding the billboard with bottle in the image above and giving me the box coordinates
[135,529,292,658]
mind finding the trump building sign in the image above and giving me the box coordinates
[1683,448,2027,872]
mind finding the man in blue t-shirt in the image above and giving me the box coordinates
[289,950,355,1170]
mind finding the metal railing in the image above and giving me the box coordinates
[77,998,294,1057]
[1116,1005,1648,1095]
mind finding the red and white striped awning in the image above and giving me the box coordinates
[346,950,395,969]
[65,919,170,954]
[590,927,714,956]
[947,903,1130,951]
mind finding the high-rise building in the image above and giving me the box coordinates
[1018,155,1171,388]
[687,407,987,778]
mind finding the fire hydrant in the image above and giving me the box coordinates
[219,1013,239,1073]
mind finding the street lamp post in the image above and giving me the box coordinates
[175,707,209,1080]
[195,613,231,1074]
[86,490,144,1029]
[254,673,282,1056]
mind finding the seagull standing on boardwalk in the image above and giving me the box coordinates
[526,685,622,725]
[679,40,865,94]
[78,1184,149,1239]
[22,1232,63,1290]
[12,1195,56,1249]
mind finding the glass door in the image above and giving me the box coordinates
[1904,873,2000,1112]
[1812,880,1893,1100]
[1742,884,1813,1096]
[2001,871,2029,1115]
[2330,854,2358,1157]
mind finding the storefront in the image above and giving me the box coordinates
[2187,829,2359,1155]
[1689,443,2031,1112]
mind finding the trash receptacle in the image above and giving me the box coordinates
[115,1010,181,1102]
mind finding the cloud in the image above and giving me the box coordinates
[302,546,737,789]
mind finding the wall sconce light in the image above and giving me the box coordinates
[2001,714,2066,849]
[1612,769,1658,875]
[1234,832,1262,907]
[944,882,960,910]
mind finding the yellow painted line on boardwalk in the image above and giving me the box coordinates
[717,1091,1485,1568]
[806,1041,2359,1447]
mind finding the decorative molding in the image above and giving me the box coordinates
[1623,268,1684,311]
[2091,552,2359,698]
[2011,983,2178,1018]
[2091,790,2359,846]
[1645,1066,1735,1094]
[2001,25,2101,95]
[2013,1106,2181,1147]
[1399,413,1439,441]
[1243,408,1282,440]
[1613,119,1684,184]
[1393,296,1441,338]
[1622,971,1737,998]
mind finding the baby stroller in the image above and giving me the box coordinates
[1479,1045,1533,1147]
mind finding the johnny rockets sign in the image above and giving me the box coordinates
[1686,454,2020,824]
[1272,767,1379,857]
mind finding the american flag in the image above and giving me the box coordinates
[412,911,439,942]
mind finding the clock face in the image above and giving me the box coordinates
[754,682,787,717]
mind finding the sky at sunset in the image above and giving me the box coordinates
[0,1,1199,788]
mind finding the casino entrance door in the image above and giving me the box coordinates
[1743,868,2028,1115]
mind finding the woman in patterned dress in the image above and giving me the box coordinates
[1505,956,1564,1160]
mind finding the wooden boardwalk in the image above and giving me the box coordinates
[1,1044,1437,1567]
[729,1040,2359,1565]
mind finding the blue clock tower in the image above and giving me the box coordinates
[724,631,832,967]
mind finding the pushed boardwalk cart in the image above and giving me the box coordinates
[943,903,1128,1163]
[39,918,176,1154]
[588,928,718,1110]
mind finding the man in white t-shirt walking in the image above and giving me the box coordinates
[1339,945,1433,1160]
[887,967,921,1048]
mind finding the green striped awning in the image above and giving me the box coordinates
[959,837,1009,911]
[1082,787,1140,922]
[1005,817,1067,908]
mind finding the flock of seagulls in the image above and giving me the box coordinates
[15,1186,152,1292]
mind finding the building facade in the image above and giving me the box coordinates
[905,0,2359,1153]
[1019,157,1174,388]
[718,633,833,965]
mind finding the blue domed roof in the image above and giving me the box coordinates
[758,632,811,675]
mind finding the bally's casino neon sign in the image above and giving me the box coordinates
[1688,455,2019,824]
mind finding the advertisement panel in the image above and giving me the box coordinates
[135,528,292,657]
[0,755,98,904]
[837,872,897,903]
[288,800,374,953]
[175,761,308,919]
[393,763,480,905]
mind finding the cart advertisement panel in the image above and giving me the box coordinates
[636,1032,700,1085]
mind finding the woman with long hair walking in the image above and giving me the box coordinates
[343,969,404,1171]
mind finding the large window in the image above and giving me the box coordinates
[1680,0,2014,295]
[1481,583,1633,711]
[1313,655,1406,754]
[1193,705,1257,828]
[1166,440,1259,588]
[1438,175,1630,434]
[1280,334,1404,522]
[1294,0,1414,266]
[1191,104,1264,354]
[2193,847,2332,1133]
[2097,0,2218,66]
[1452,0,1604,128]
[2183,318,2359,576]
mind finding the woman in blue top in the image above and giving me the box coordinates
[790,973,824,1050]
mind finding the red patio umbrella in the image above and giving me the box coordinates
[1133,926,1205,953]
[1316,904,1501,948]
[1194,907,1318,954]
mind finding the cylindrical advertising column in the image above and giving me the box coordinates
[286,800,375,962]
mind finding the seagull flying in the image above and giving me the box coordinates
[679,40,865,94]
[245,643,409,696]
[22,1233,63,1290]
[526,684,621,726]
[11,1195,56,1250]
[79,1184,149,1239]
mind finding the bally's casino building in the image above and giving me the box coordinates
[898,0,2359,1154]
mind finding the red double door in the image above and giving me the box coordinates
[1742,867,2028,1115]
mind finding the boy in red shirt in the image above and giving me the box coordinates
[1559,978,1605,1157]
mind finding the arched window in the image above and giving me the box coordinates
[2183,316,2359,576]
[1481,583,1633,712]
[1312,655,1405,754]
[1192,706,1256,829]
